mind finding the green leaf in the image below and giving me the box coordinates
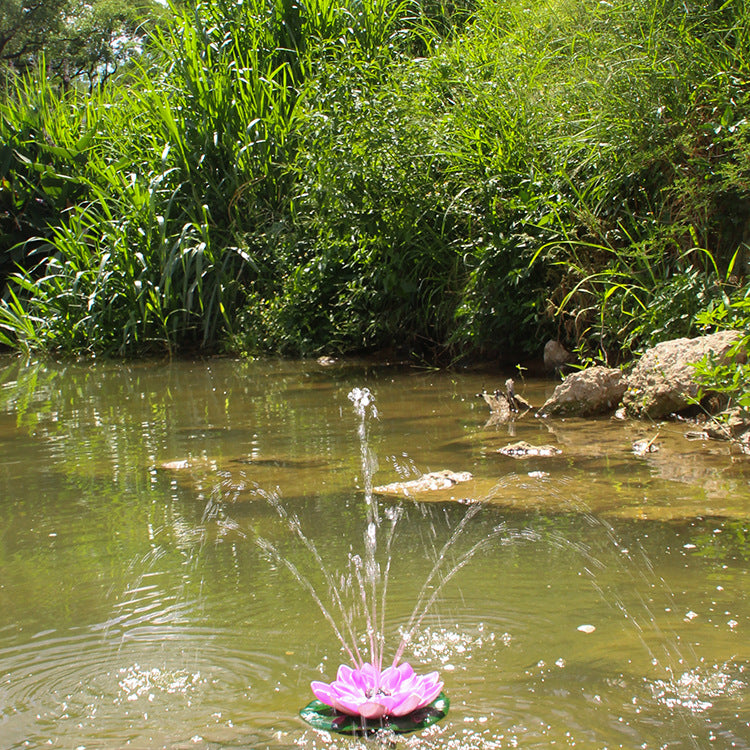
[299,692,450,735]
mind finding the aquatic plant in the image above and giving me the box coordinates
[692,291,750,414]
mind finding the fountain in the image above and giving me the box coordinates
[254,387,518,737]
[247,384,747,746]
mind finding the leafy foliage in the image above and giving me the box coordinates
[692,292,750,413]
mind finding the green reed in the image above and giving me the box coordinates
[0,0,306,355]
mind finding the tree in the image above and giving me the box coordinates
[0,0,169,88]
[0,1,69,70]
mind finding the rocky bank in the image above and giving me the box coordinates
[537,330,749,448]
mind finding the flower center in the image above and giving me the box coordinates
[365,687,392,699]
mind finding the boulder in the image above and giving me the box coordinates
[543,339,573,372]
[539,366,626,417]
[622,330,745,419]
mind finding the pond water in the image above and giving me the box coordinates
[0,356,748,749]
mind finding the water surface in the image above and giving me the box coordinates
[0,356,748,749]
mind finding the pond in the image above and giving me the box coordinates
[0,356,748,749]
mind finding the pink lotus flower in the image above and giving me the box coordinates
[311,662,443,720]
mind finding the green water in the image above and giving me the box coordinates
[0,356,748,749]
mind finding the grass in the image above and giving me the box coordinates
[0,0,748,368]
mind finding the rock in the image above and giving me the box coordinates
[704,407,750,442]
[158,457,216,473]
[539,366,626,417]
[160,459,193,470]
[622,330,745,419]
[477,379,533,423]
[543,340,573,372]
[231,456,329,469]
[373,470,473,497]
[498,441,561,457]
[632,437,660,456]
[684,430,709,441]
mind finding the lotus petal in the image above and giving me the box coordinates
[358,700,388,719]
[390,692,424,717]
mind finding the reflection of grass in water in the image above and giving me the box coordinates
[687,519,750,562]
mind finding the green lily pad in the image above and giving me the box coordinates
[299,693,450,735]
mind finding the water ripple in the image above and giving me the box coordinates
[0,622,289,749]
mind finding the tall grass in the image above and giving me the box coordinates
[523,0,750,360]
[0,0,450,356]
[433,0,750,361]
[0,0,748,363]
[0,69,99,276]
[0,0,306,354]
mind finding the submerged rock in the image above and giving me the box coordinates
[160,459,192,470]
[373,470,473,497]
[622,330,745,419]
[497,441,561,457]
[539,366,626,417]
[703,408,750,453]
[159,457,212,471]
[231,456,329,469]
[632,437,661,456]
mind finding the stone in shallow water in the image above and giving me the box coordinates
[477,381,534,421]
[373,470,473,497]
[497,441,561,457]
[158,457,215,471]
[539,366,626,417]
[230,455,329,469]
[632,437,661,456]
[623,330,745,418]
[160,459,192,470]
